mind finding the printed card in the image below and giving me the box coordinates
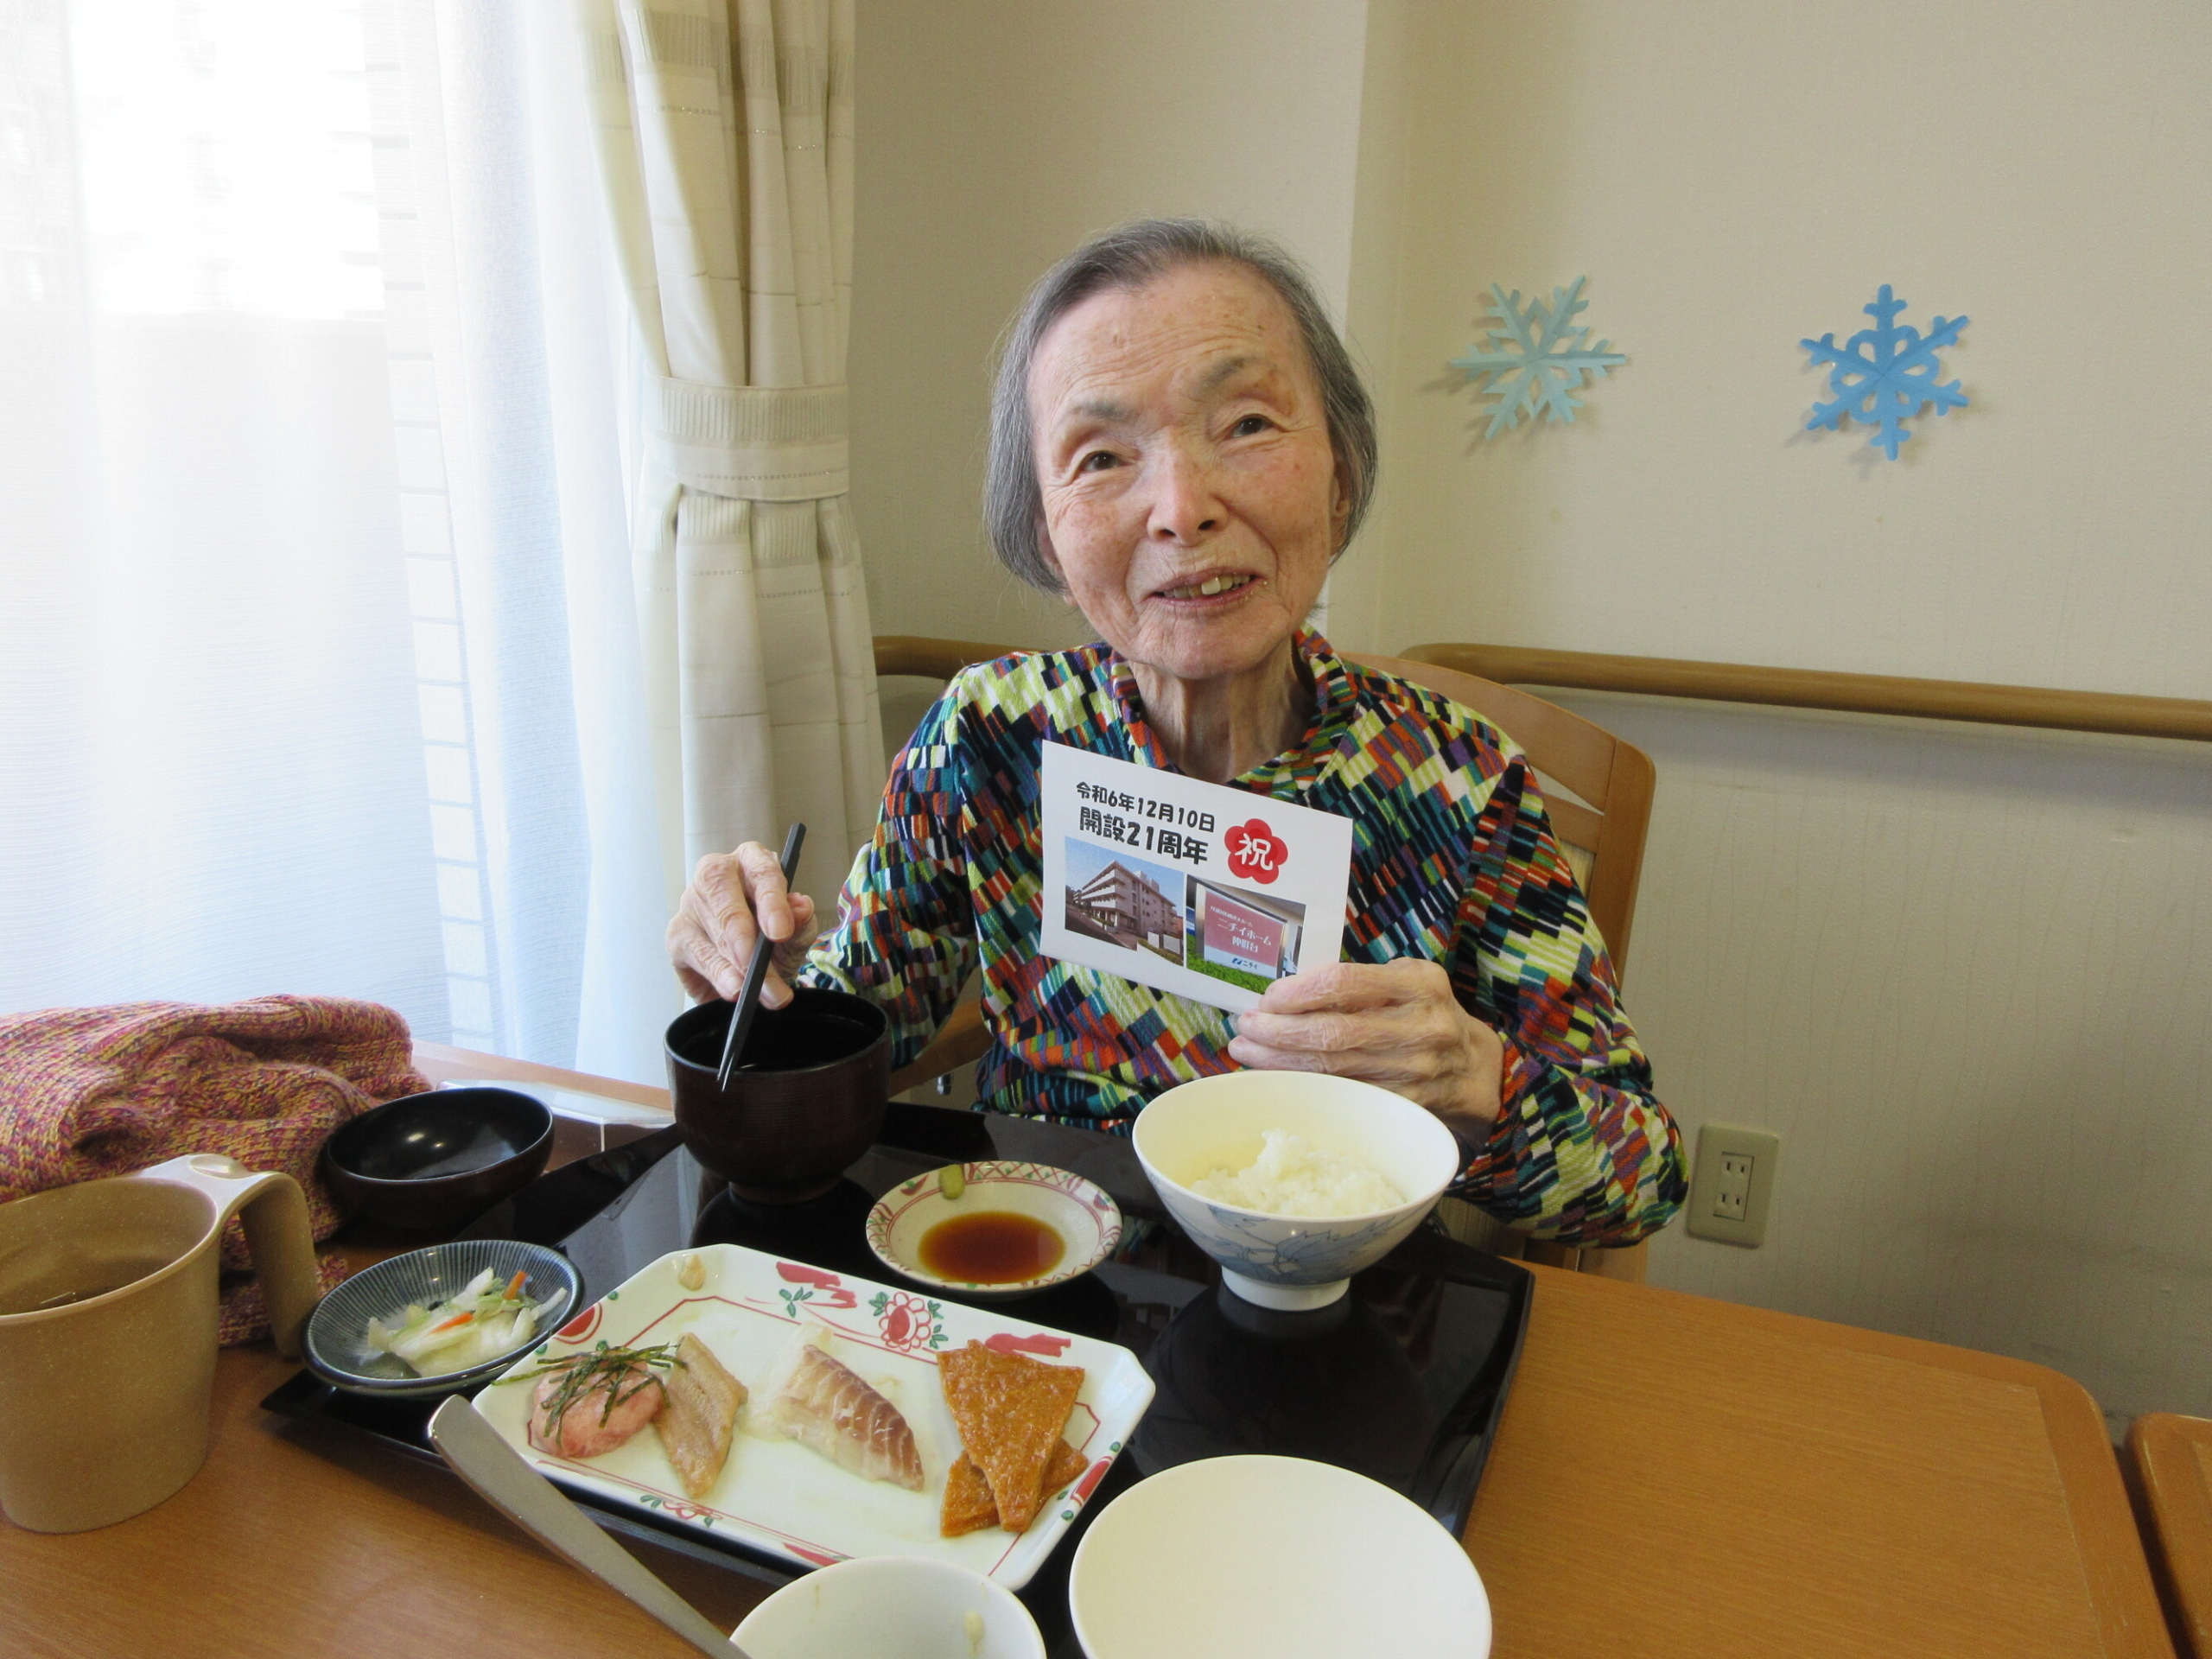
[1038,741,1356,1014]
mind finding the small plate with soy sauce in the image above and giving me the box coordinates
[864,1162,1122,1301]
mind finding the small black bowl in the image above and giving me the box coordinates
[323,1086,555,1236]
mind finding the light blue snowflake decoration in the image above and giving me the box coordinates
[1450,276,1626,438]
[1802,285,1968,460]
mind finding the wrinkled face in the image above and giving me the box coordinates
[1029,261,1346,685]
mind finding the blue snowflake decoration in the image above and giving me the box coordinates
[1802,285,1968,460]
[1451,276,1626,438]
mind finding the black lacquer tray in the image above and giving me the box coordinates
[264,1099,1529,1652]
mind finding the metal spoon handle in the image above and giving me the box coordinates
[716,822,807,1090]
[428,1396,743,1657]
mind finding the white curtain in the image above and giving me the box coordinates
[0,0,685,1084]
[576,0,883,906]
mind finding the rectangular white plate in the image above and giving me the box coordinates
[472,1242,1154,1590]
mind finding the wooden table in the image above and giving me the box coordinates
[0,1049,2173,1658]
[1470,1271,2169,1659]
[2127,1414,2212,1656]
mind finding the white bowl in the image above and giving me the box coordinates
[1130,1071,1459,1309]
[1068,1453,1490,1659]
[865,1161,1122,1300]
[734,1554,1046,1658]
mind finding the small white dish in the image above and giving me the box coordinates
[866,1162,1122,1300]
[734,1554,1046,1658]
[473,1241,1152,1590]
[1068,1453,1490,1659]
[1131,1071,1459,1310]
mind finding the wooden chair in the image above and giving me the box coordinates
[1353,652,1655,977]
[871,637,1662,1281]
[1356,651,1658,1281]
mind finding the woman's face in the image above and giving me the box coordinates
[1028,261,1346,686]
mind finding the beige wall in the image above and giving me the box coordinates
[1334,0,2212,689]
[851,0,2212,1424]
[1338,0,2212,1427]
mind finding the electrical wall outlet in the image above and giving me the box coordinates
[1686,1123,1781,1247]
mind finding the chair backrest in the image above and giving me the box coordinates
[874,636,1023,682]
[1351,652,1656,979]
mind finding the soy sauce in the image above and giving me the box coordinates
[918,1211,1065,1285]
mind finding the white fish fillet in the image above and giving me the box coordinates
[759,1334,923,1491]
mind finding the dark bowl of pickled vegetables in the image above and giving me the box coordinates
[303,1239,582,1398]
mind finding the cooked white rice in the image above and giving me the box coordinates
[1188,1129,1403,1217]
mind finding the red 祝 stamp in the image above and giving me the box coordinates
[1224,818,1289,885]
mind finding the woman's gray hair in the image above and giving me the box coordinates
[983,218,1378,593]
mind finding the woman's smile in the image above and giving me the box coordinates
[1148,569,1263,606]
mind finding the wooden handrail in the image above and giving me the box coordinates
[874,636,1024,680]
[1402,643,2212,745]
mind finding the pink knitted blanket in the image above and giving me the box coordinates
[0,996,430,1340]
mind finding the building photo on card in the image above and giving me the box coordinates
[1038,741,1354,1014]
[1064,839,1189,967]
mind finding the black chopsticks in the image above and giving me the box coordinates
[715,822,806,1090]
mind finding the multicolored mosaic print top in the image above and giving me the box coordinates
[801,632,1685,1244]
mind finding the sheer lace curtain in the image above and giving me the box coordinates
[0,0,679,1083]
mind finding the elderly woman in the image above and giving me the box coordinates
[670,219,1683,1245]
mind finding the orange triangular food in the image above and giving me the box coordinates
[937,1341,1084,1534]
[939,1449,998,1538]
[938,1440,1087,1538]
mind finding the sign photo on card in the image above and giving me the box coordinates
[1038,741,1356,1014]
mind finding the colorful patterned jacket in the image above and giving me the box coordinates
[801,632,1684,1244]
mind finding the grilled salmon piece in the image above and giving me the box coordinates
[528,1361,664,1459]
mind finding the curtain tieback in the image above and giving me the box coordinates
[647,378,849,502]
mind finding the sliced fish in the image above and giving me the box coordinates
[654,1332,747,1499]
[760,1336,923,1491]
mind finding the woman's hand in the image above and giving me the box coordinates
[666,843,821,1007]
[1225,960,1505,1139]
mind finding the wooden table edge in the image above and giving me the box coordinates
[1516,1263,2175,1657]
[411,1040,673,1112]
[2129,1414,2212,1656]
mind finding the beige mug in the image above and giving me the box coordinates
[0,1153,321,1532]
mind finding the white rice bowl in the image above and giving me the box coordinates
[1132,1071,1460,1311]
